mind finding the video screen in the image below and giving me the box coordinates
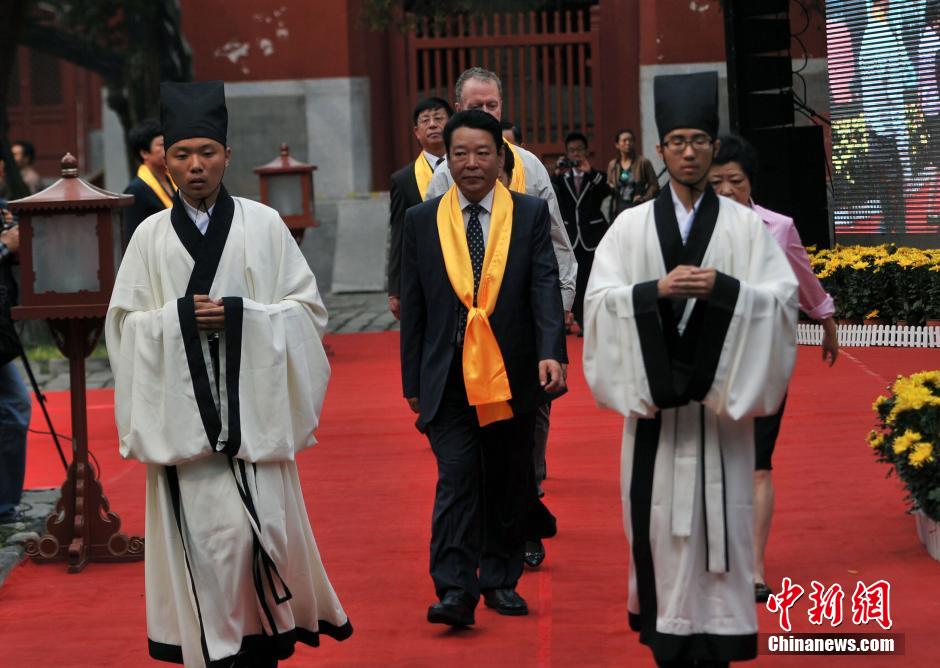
[827,0,940,239]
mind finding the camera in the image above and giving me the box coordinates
[557,157,579,169]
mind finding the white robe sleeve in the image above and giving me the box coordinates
[106,216,332,467]
[231,223,331,463]
[700,217,798,421]
[581,222,658,420]
[106,235,213,466]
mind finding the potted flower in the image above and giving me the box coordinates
[870,371,940,561]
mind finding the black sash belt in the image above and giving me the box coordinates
[230,457,293,637]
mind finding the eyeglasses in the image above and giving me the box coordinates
[417,114,449,127]
[663,135,713,153]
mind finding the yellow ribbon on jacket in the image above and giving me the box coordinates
[505,141,526,193]
[437,182,515,426]
[136,164,176,209]
[413,153,435,200]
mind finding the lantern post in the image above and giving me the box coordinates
[253,143,318,244]
[8,153,144,573]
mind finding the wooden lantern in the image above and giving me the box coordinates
[11,153,129,319]
[8,153,143,573]
[254,143,318,243]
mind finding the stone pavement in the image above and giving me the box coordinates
[325,291,400,335]
[0,488,61,587]
[0,292,393,587]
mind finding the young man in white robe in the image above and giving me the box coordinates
[106,80,351,668]
[582,72,798,667]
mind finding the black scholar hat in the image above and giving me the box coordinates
[160,80,228,150]
[653,71,719,142]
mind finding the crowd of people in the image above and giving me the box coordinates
[0,64,843,668]
[387,67,840,668]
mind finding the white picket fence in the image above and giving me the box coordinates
[797,323,940,348]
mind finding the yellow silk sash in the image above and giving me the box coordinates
[436,182,514,426]
[137,164,176,209]
[413,153,435,200]
[505,141,526,193]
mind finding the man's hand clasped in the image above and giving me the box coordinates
[657,265,716,299]
[193,294,225,331]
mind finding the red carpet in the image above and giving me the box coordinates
[1,334,938,666]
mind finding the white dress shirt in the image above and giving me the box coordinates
[182,198,215,236]
[670,182,704,244]
[456,186,495,250]
[423,151,445,171]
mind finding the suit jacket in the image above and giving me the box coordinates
[400,190,567,430]
[123,177,168,243]
[387,160,425,296]
[551,169,612,252]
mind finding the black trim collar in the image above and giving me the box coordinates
[169,184,236,296]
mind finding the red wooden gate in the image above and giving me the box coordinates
[8,47,102,181]
[395,7,601,166]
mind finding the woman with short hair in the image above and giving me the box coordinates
[605,128,659,218]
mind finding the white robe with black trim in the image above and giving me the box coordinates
[106,188,350,667]
[582,187,797,663]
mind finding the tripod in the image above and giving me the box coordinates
[18,347,69,472]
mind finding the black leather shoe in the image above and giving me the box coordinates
[427,592,475,627]
[482,588,528,616]
[524,539,545,568]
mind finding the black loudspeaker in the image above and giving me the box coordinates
[723,0,794,131]
[746,126,831,249]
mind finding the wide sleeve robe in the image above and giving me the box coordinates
[106,192,350,667]
[582,188,797,664]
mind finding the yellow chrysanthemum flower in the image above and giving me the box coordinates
[908,442,935,467]
[892,430,922,454]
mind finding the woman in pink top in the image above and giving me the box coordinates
[709,135,839,604]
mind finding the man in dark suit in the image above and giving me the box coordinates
[400,110,566,627]
[122,118,176,243]
[387,97,453,319]
[552,131,612,329]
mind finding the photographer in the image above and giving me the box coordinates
[551,132,611,332]
[0,196,31,525]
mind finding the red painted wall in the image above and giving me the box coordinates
[180,0,366,81]
[179,0,394,188]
